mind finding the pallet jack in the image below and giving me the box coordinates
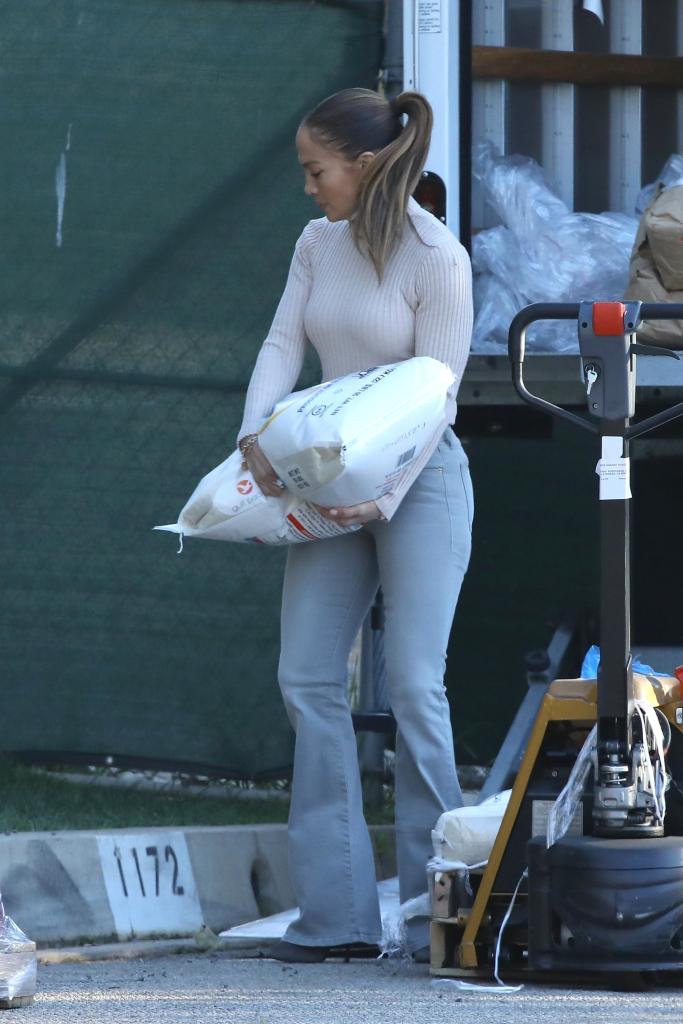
[436,300,683,978]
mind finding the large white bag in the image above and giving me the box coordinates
[431,791,511,866]
[154,451,357,546]
[259,357,453,506]
[155,357,453,547]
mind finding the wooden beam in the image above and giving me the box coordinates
[473,45,683,89]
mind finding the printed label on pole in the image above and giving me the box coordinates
[419,0,442,33]
[97,832,203,939]
[596,436,631,501]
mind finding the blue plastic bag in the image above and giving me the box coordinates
[580,644,657,679]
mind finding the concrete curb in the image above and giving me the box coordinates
[0,825,395,948]
[38,938,200,964]
[37,934,283,964]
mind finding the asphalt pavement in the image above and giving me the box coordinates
[25,950,683,1023]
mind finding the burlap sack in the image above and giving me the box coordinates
[625,184,683,347]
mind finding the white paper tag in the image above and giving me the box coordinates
[419,0,442,33]
[532,799,583,838]
[596,436,631,501]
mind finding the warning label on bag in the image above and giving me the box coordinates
[285,504,360,542]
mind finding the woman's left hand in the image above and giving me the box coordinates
[313,500,385,527]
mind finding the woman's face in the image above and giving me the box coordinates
[296,127,373,222]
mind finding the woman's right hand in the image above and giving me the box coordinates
[245,441,286,498]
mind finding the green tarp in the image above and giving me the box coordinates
[0,0,383,778]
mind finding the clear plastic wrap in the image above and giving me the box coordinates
[546,724,596,848]
[379,856,488,958]
[633,699,667,826]
[0,897,36,1008]
[472,141,638,354]
[635,153,683,215]
[379,889,431,959]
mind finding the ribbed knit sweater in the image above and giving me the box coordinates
[238,197,473,519]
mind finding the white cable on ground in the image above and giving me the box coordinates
[431,869,526,995]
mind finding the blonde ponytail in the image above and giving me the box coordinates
[301,89,433,279]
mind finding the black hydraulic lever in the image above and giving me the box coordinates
[629,343,680,359]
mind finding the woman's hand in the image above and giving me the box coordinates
[244,441,287,498]
[313,501,386,527]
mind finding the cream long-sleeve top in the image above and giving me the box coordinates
[237,197,473,520]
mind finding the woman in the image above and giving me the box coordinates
[237,88,473,962]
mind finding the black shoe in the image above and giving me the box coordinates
[328,942,379,960]
[270,940,380,963]
[270,940,330,963]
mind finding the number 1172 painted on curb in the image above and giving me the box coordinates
[113,844,184,898]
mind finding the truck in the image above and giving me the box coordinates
[372,0,683,763]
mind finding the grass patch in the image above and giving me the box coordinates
[0,758,290,832]
[0,758,393,832]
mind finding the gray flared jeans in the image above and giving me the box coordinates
[278,428,473,951]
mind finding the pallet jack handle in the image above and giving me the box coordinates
[509,300,683,837]
[509,303,595,431]
[508,301,683,438]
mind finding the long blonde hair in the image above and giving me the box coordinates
[301,88,433,278]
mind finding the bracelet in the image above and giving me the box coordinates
[238,434,259,457]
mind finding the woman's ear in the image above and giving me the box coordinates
[357,151,376,172]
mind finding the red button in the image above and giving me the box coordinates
[593,302,626,336]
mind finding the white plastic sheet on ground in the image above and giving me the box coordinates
[219,877,400,947]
